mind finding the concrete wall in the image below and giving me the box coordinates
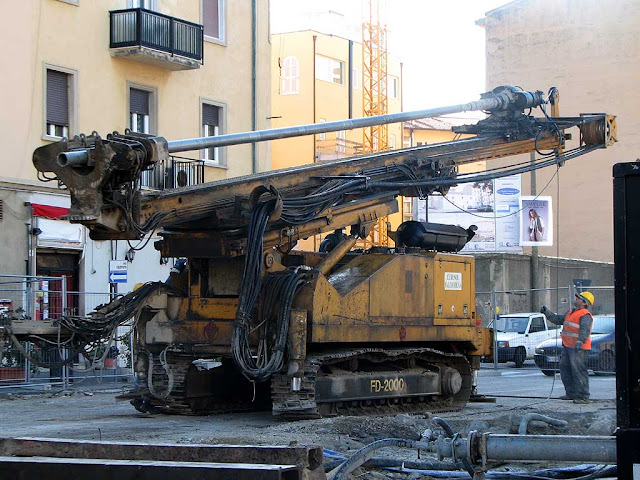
[480,0,640,262]
[474,252,614,325]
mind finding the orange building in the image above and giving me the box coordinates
[271,30,404,248]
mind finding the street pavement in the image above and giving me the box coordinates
[477,360,616,400]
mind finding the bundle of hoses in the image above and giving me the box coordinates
[4,281,168,369]
[232,199,311,382]
[59,281,165,344]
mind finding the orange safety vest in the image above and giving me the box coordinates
[561,308,592,350]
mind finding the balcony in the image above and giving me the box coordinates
[110,8,203,71]
[315,138,363,161]
[141,157,205,190]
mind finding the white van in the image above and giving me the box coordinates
[489,312,560,367]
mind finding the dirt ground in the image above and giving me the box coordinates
[0,386,617,478]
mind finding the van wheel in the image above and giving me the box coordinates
[514,347,526,368]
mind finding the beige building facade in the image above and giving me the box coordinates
[480,0,639,262]
[0,0,271,292]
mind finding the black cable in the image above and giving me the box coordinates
[369,145,599,189]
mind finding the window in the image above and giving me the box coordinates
[315,55,344,84]
[280,56,299,95]
[352,66,360,90]
[202,0,224,42]
[390,76,399,99]
[336,130,346,153]
[201,102,224,165]
[45,67,75,139]
[402,197,413,222]
[529,317,546,333]
[389,134,396,149]
[318,118,326,141]
[130,88,151,133]
[128,0,157,9]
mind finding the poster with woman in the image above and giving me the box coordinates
[519,196,553,246]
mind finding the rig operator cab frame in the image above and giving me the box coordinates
[22,85,616,417]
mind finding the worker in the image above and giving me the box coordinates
[540,291,595,404]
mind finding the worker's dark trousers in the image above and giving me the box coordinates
[560,347,590,399]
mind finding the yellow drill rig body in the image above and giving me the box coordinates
[29,86,616,417]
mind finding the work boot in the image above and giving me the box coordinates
[558,395,573,400]
[573,398,591,404]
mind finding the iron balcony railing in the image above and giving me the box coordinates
[110,8,203,62]
[141,156,205,190]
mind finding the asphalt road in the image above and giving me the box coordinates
[477,359,616,400]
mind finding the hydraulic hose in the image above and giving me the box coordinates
[326,438,420,480]
[518,413,568,435]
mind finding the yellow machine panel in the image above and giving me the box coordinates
[296,252,487,353]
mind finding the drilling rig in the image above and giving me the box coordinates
[18,85,616,418]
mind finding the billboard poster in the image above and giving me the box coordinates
[494,176,522,250]
[416,175,522,252]
[519,196,553,246]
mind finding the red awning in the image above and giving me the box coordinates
[32,203,69,220]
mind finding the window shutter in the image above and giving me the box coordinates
[47,70,69,126]
[130,88,150,115]
[202,104,219,126]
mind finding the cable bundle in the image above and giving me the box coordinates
[232,199,311,381]
[60,281,164,344]
[280,178,366,224]
[233,268,310,382]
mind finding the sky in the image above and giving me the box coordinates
[270,0,509,111]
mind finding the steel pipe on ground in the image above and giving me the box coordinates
[484,435,616,463]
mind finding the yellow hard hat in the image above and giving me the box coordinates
[576,291,594,306]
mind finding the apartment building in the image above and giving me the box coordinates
[0,0,270,294]
[270,30,404,247]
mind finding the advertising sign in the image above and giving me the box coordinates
[519,196,553,246]
[418,175,522,252]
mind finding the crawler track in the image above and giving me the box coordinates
[124,348,471,418]
[271,347,472,420]
[125,352,269,415]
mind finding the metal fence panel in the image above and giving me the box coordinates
[0,275,134,390]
